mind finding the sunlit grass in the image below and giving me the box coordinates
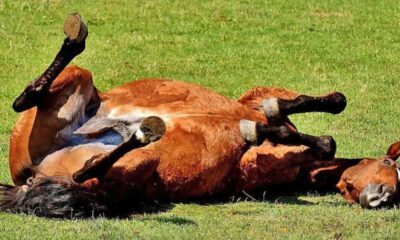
[0,0,399,239]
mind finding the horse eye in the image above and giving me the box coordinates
[383,159,392,166]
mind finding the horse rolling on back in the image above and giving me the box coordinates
[1,13,399,218]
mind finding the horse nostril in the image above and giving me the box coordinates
[382,185,396,194]
[359,183,395,208]
[375,184,395,195]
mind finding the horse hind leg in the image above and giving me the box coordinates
[13,13,88,112]
[262,92,346,120]
[9,14,96,185]
[240,120,336,160]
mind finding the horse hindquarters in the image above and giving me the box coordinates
[9,66,98,185]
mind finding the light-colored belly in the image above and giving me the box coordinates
[35,143,117,178]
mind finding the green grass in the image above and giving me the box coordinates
[1,0,400,239]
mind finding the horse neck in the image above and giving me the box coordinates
[304,158,364,190]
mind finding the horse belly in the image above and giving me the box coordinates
[147,117,247,199]
[35,143,116,178]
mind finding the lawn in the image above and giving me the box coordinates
[1,0,400,239]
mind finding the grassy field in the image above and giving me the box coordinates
[1,0,400,239]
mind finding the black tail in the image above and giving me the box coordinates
[0,177,108,218]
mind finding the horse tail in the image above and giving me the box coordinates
[0,177,108,218]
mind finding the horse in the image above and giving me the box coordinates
[1,13,398,218]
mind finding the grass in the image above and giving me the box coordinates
[1,0,400,239]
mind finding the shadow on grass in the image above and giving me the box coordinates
[137,215,197,226]
[178,184,343,207]
[113,200,176,219]
[187,192,316,206]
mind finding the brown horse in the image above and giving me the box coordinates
[1,14,398,218]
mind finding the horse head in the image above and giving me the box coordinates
[337,141,400,208]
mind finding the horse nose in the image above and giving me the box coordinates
[359,184,396,208]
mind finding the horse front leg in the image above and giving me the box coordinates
[239,87,346,121]
[240,119,336,160]
[73,116,166,183]
[261,92,346,121]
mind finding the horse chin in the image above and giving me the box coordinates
[359,183,396,208]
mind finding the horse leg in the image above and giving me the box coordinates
[13,13,88,112]
[240,120,336,160]
[237,87,346,120]
[9,14,95,185]
[72,116,166,183]
[10,65,98,185]
[262,92,346,120]
[10,65,97,185]
[69,146,161,206]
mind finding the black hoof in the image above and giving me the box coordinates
[137,116,166,143]
[325,92,347,114]
[314,136,336,160]
[63,13,88,43]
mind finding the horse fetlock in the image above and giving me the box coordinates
[73,155,104,183]
[273,125,293,140]
[240,119,295,146]
[239,119,258,143]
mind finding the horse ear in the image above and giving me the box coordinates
[386,141,400,160]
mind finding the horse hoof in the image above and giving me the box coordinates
[63,13,88,43]
[315,135,336,160]
[136,116,166,144]
[325,92,347,114]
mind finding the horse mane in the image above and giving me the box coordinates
[0,177,108,218]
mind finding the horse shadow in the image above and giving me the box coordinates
[122,184,344,220]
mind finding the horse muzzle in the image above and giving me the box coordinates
[359,183,397,208]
